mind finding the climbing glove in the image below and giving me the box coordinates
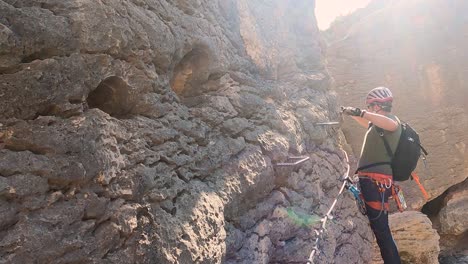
[341,106,364,117]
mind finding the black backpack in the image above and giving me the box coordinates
[378,122,428,181]
[357,121,428,181]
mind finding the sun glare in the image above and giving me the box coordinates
[315,0,371,30]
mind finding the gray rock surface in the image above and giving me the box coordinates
[439,182,468,236]
[0,0,373,263]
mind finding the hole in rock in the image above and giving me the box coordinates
[170,44,214,98]
[20,48,58,64]
[421,190,447,217]
[86,76,134,117]
[421,178,468,218]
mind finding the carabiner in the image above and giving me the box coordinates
[384,179,392,189]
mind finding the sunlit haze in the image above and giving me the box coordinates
[315,0,371,30]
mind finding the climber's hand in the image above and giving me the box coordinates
[341,106,362,117]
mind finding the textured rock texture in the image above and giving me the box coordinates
[325,0,468,261]
[371,211,440,264]
[435,180,468,264]
[0,0,373,263]
[438,181,468,236]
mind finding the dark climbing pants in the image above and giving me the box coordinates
[359,177,402,264]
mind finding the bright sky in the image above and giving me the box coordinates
[315,0,372,30]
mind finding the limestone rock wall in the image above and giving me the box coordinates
[325,0,468,262]
[0,1,373,263]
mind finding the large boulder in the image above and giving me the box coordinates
[439,182,468,236]
[435,179,468,263]
[372,211,440,264]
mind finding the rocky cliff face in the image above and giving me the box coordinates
[0,1,375,263]
[326,0,468,262]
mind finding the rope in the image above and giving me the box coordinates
[411,172,429,200]
[306,149,351,264]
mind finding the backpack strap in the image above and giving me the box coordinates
[378,120,428,156]
[356,162,391,173]
[420,144,428,156]
[386,116,429,157]
[375,126,394,159]
[355,123,394,173]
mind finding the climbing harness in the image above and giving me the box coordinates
[306,150,366,264]
[357,173,392,220]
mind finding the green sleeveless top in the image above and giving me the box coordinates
[357,114,402,175]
